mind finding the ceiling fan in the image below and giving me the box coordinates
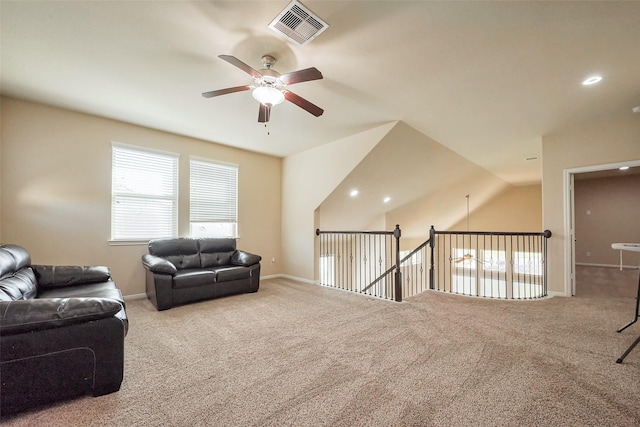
[202,54,324,123]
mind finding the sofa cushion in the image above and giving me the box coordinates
[38,281,123,301]
[198,238,236,253]
[173,269,215,289]
[149,238,200,270]
[0,298,124,335]
[200,251,234,268]
[37,282,128,333]
[34,265,111,289]
[0,244,31,279]
[199,238,236,268]
[215,266,251,282]
[0,268,38,301]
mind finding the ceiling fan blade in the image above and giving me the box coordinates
[218,55,263,79]
[279,67,323,85]
[284,91,324,117]
[454,254,474,263]
[202,85,251,98]
[258,103,271,123]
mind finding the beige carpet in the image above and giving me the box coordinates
[575,264,639,299]
[4,267,640,426]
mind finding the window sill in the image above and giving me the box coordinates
[108,240,151,246]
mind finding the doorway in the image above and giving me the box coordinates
[563,161,640,296]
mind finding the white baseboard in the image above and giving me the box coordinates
[280,274,317,285]
[576,262,640,270]
[262,274,317,285]
[547,291,567,298]
[124,293,147,301]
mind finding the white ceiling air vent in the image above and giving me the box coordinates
[268,0,328,46]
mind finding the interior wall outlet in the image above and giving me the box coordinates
[586,251,591,257]
[270,257,276,265]
[586,210,591,215]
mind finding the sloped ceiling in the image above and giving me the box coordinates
[319,121,511,236]
[2,1,640,186]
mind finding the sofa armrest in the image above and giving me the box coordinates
[142,254,177,275]
[0,298,124,335]
[34,265,111,289]
[231,250,262,267]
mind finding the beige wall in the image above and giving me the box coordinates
[281,123,394,281]
[542,112,640,295]
[0,98,3,240]
[5,95,637,295]
[0,97,281,296]
[448,184,542,232]
[398,184,542,251]
[574,174,640,266]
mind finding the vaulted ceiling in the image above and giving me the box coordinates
[2,1,640,186]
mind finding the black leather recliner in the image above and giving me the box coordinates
[142,237,261,311]
[0,244,128,416]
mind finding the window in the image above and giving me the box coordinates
[482,250,507,272]
[513,251,543,276]
[190,158,238,238]
[452,248,477,269]
[399,250,421,267]
[111,143,178,241]
[319,254,336,287]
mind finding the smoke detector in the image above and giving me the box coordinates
[269,0,329,46]
[633,106,640,113]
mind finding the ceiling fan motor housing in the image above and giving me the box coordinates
[261,55,277,69]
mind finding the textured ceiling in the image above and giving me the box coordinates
[2,1,640,186]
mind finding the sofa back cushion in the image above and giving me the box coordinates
[0,268,38,301]
[198,238,236,268]
[0,244,31,280]
[0,245,37,301]
[148,238,200,270]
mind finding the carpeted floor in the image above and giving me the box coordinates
[575,264,638,299]
[3,266,640,426]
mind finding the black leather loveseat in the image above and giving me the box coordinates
[142,238,261,311]
[0,244,128,416]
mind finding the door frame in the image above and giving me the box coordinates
[563,160,640,296]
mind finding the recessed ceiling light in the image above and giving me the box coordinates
[350,189,359,197]
[582,76,602,86]
[619,166,630,171]
[383,196,391,203]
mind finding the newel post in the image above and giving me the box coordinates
[429,225,435,290]
[394,224,402,302]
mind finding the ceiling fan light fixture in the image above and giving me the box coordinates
[582,75,602,86]
[252,86,285,106]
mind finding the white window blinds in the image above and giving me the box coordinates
[190,158,238,237]
[111,143,178,241]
